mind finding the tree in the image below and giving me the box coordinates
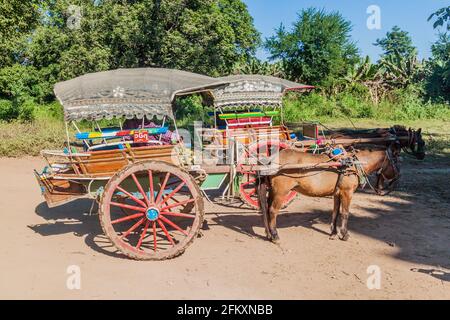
[0,0,41,68]
[380,53,424,90]
[231,57,286,78]
[24,0,260,77]
[428,6,450,30]
[374,26,416,60]
[264,8,359,86]
[0,0,260,106]
[425,33,450,102]
[344,56,383,103]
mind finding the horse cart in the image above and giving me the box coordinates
[34,68,425,260]
[34,68,318,260]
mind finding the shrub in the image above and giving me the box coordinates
[0,99,16,121]
[0,98,36,122]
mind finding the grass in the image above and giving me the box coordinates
[0,117,66,157]
[0,98,449,159]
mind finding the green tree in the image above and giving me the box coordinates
[0,0,260,113]
[380,53,424,90]
[428,6,450,30]
[232,57,286,78]
[264,8,359,86]
[374,26,416,60]
[24,0,259,77]
[425,33,450,102]
[0,0,41,68]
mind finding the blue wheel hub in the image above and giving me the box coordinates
[146,208,160,221]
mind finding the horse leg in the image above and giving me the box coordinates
[329,194,340,240]
[339,189,353,241]
[376,174,384,192]
[257,176,271,239]
[267,190,284,244]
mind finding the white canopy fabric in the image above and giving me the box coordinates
[54,69,313,121]
[54,68,225,121]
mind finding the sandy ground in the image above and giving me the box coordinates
[0,156,449,300]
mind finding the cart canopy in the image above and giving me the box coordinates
[54,68,225,121]
[213,75,314,109]
[54,69,314,121]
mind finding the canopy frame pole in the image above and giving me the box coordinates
[95,121,107,145]
[159,116,167,142]
[64,121,72,156]
[72,121,90,149]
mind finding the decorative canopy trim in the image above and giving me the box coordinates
[213,75,313,108]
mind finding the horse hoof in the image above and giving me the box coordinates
[270,233,280,244]
[329,234,338,240]
[271,238,281,245]
[339,232,350,241]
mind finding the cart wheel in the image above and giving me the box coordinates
[239,140,297,209]
[99,161,204,260]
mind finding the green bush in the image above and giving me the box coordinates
[0,99,15,121]
[284,87,449,123]
[0,98,36,122]
[336,93,374,118]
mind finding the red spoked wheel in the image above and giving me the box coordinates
[239,140,297,209]
[99,161,204,260]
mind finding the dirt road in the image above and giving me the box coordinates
[0,157,449,299]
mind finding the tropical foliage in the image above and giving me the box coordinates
[0,2,448,125]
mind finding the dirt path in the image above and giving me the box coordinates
[0,157,449,299]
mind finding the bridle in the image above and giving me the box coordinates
[392,127,424,159]
[375,143,401,195]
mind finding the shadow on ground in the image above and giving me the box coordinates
[30,159,450,279]
[30,200,124,259]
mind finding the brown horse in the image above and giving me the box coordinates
[258,143,400,243]
[330,126,425,194]
[330,126,426,160]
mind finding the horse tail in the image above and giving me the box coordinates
[257,175,272,237]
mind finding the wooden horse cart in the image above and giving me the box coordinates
[34,68,317,260]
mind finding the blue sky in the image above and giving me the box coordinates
[243,0,447,62]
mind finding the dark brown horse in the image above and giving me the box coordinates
[331,126,425,194]
[330,126,425,160]
[258,143,401,243]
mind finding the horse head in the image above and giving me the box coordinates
[408,128,426,160]
[391,126,426,160]
[375,141,402,195]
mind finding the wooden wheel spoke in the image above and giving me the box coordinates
[121,218,145,240]
[152,222,157,251]
[148,170,155,204]
[159,215,188,236]
[161,211,195,219]
[112,213,144,225]
[241,179,256,187]
[131,173,150,206]
[161,198,195,211]
[111,201,147,213]
[157,220,175,246]
[136,221,150,250]
[156,172,170,204]
[101,162,203,260]
[159,181,186,206]
[116,186,147,208]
